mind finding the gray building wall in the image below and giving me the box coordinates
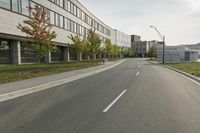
[157,46,199,63]
[0,0,130,64]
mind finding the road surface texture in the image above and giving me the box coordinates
[0,59,200,133]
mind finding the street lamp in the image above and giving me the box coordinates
[150,26,165,63]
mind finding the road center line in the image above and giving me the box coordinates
[103,89,127,113]
[136,71,140,76]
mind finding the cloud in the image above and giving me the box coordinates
[79,0,200,45]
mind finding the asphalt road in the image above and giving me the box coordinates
[0,59,200,133]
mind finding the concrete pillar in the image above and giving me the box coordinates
[11,40,21,65]
[99,53,102,59]
[45,52,51,63]
[93,53,96,60]
[64,47,70,62]
[77,53,82,61]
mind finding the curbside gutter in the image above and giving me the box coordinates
[163,65,200,84]
[0,60,126,103]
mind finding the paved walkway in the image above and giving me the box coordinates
[0,60,124,96]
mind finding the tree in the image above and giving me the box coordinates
[127,47,133,57]
[120,47,127,57]
[104,39,113,59]
[85,28,102,60]
[69,34,86,61]
[112,45,120,58]
[17,4,57,69]
[149,46,157,59]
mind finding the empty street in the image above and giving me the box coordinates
[0,59,200,133]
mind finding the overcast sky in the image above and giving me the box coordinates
[79,0,200,45]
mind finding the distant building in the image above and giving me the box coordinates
[183,43,200,50]
[131,35,141,42]
[131,35,162,57]
[157,46,200,63]
[182,43,200,58]
[114,30,131,48]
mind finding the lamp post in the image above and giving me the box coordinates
[150,26,165,63]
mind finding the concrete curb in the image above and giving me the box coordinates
[163,65,200,84]
[0,60,126,102]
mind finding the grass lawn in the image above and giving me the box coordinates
[166,62,200,77]
[108,58,120,62]
[0,60,102,84]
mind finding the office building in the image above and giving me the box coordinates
[114,30,131,48]
[131,35,141,43]
[0,0,131,64]
[131,35,162,57]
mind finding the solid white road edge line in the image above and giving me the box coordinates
[176,72,200,86]
[103,89,127,113]
[136,71,140,77]
[0,60,126,103]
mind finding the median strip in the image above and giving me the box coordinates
[103,89,127,113]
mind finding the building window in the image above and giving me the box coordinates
[64,0,68,10]
[67,0,70,12]
[67,19,71,31]
[77,8,80,18]
[21,42,40,63]
[64,17,68,30]
[51,46,64,61]
[70,21,74,32]
[55,0,59,6]
[85,15,88,23]
[0,0,11,9]
[11,0,20,12]
[59,0,63,7]
[73,22,76,33]
[55,13,59,27]
[73,5,76,16]
[81,11,85,21]
[60,15,63,28]
[70,2,73,14]
[49,11,55,25]
[79,25,82,35]
[21,0,29,16]
[76,24,80,34]
[0,40,10,64]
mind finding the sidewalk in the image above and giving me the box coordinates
[0,60,125,99]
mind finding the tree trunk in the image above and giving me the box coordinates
[38,57,41,72]
[87,55,90,60]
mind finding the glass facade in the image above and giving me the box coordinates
[11,0,20,12]
[0,0,110,39]
[0,0,112,64]
[0,0,30,15]
[51,46,64,61]
[49,11,55,25]
[0,39,10,64]
[48,0,111,36]
[20,42,39,63]
[21,0,29,15]
[0,0,11,9]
